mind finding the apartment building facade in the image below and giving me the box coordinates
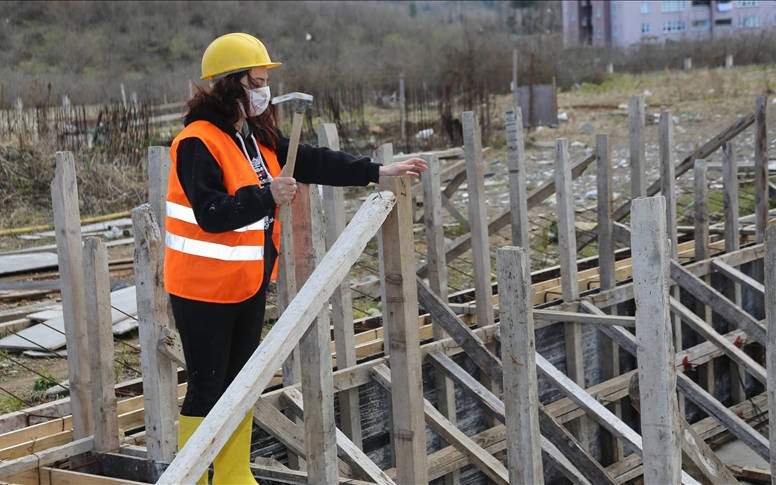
[562,0,776,48]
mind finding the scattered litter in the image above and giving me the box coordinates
[558,112,569,121]
[772,98,776,104]
[415,128,434,139]
[490,159,501,166]
[618,104,628,110]
[676,125,687,134]
[643,90,652,97]
[571,141,586,148]
[578,122,595,134]
[584,189,597,199]
[536,126,544,132]
[103,226,124,240]
[617,158,628,168]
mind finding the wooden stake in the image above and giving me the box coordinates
[318,123,362,449]
[631,196,681,485]
[50,152,91,441]
[147,146,171,238]
[132,204,177,463]
[628,96,646,199]
[694,158,715,395]
[83,238,119,453]
[766,225,776,478]
[399,73,406,148]
[512,49,519,109]
[506,107,529,248]
[497,246,543,485]
[462,112,494,328]
[754,95,768,244]
[378,176,428,485]
[421,153,458,485]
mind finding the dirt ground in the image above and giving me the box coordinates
[0,64,774,414]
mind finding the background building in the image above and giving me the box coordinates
[563,0,776,48]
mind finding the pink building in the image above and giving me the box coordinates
[563,0,776,48]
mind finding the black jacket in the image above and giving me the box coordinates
[175,109,381,234]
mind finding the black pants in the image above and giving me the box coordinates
[171,287,267,417]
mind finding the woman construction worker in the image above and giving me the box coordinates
[165,32,427,484]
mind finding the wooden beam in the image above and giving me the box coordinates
[631,196,682,485]
[533,310,635,327]
[754,95,768,243]
[712,260,764,296]
[496,246,543,485]
[282,388,396,485]
[131,204,177,463]
[371,364,509,485]
[670,261,766,345]
[765,224,776,477]
[50,152,91,441]
[506,107,529,248]
[83,238,119,453]
[0,436,93,479]
[319,123,361,449]
[377,176,427,485]
[146,146,171,240]
[628,96,646,199]
[669,297,766,384]
[157,192,395,484]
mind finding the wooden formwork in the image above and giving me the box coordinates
[0,94,772,484]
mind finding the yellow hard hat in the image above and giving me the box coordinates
[201,33,281,81]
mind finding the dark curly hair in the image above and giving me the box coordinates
[186,71,279,150]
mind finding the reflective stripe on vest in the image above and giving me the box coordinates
[165,232,264,261]
[166,201,266,233]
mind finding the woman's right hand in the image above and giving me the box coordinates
[270,176,297,204]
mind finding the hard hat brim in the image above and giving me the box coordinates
[201,62,282,81]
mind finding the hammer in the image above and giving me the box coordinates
[271,92,313,178]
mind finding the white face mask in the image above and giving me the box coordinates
[243,85,271,117]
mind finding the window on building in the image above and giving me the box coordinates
[612,4,617,17]
[641,2,650,13]
[663,20,687,31]
[739,15,762,27]
[662,1,687,12]
[692,0,711,5]
[642,22,651,33]
[570,10,575,21]
[717,1,733,12]
[596,27,602,39]
[692,19,711,29]
[613,25,619,37]
[715,17,733,25]
[596,7,601,18]
[737,0,760,7]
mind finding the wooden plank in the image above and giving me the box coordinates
[428,351,612,485]
[131,204,177,463]
[669,297,766,384]
[676,372,769,461]
[376,175,427,485]
[371,364,509,485]
[533,310,635,327]
[754,95,768,243]
[670,261,766,345]
[462,111,494,328]
[249,463,376,485]
[146,146,171,239]
[157,192,397,484]
[694,158,714,395]
[628,96,646,199]
[577,111,756,251]
[319,123,361,449]
[631,196,682,485]
[50,152,91,440]
[506,107,529,248]
[765,224,776,478]
[282,388,396,485]
[0,436,93,479]
[421,152,457,485]
[39,466,150,485]
[712,260,764,295]
[83,238,119,453]
[297,177,338,484]
[157,326,185,368]
[496,246,543,485]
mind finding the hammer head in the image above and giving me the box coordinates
[271,92,313,113]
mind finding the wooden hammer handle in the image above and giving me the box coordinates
[281,111,305,178]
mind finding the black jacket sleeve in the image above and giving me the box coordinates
[175,138,277,233]
[276,134,381,186]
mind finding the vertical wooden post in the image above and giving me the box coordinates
[631,196,681,485]
[399,73,406,149]
[462,111,494,328]
[597,133,622,462]
[628,96,646,199]
[512,49,519,109]
[722,142,746,402]
[121,83,127,109]
[50,152,92,441]
[694,159,715,395]
[298,179,338,484]
[506,107,529,248]
[659,110,684,415]
[422,153,458,485]
[132,204,177,463]
[83,237,119,453]
[497,246,543,485]
[763,225,776,479]
[755,95,768,244]
[378,176,428,485]
[318,124,362,448]
[725,54,734,68]
[147,146,171,238]
[555,138,589,445]
[683,57,692,70]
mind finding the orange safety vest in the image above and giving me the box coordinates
[164,120,282,303]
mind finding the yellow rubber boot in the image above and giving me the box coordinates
[178,415,209,485]
[212,412,259,484]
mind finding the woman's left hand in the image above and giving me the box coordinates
[379,157,428,178]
